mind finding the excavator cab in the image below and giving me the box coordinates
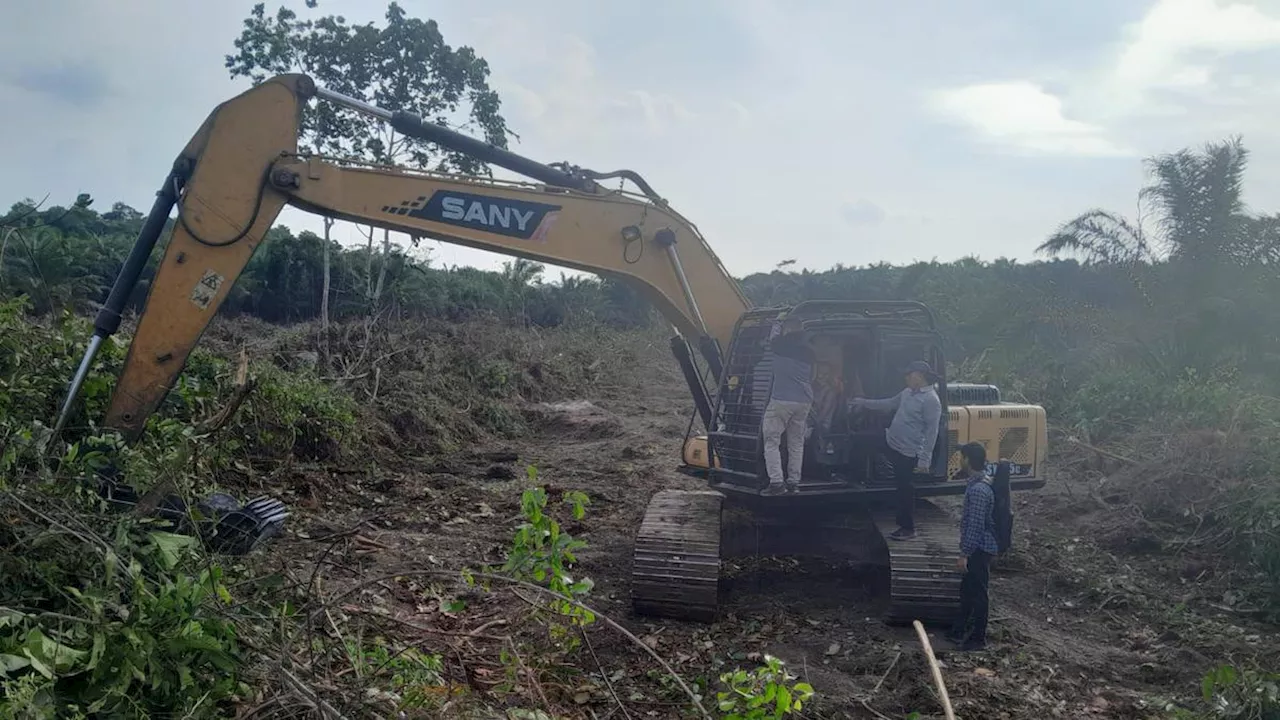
[646,301,1048,624]
[680,301,953,494]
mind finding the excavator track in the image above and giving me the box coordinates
[871,499,963,625]
[631,489,724,622]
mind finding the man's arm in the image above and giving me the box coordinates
[958,486,994,557]
[856,389,902,412]
[914,392,943,469]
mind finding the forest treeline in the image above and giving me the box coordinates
[4,136,1280,439]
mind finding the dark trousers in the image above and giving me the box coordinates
[878,438,917,532]
[952,550,992,643]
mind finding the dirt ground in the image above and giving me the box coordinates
[250,342,1280,719]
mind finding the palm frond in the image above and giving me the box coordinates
[1037,209,1153,265]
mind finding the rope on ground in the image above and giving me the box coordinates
[912,620,956,720]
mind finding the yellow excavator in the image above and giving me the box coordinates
[53,74,1048,624]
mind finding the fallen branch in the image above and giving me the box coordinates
[859,699,895,720]
[1065,436,1138,466]
[582,625,634,720]
[870,650,900,697]
[339,605,510,642]
[506,637,552,712]
[198,347,257,434]
[912,620,955,720]
[280,666,351,720]
[312,567,712,719]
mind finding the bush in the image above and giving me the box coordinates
[0,501,245,718]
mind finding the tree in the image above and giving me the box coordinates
[1037,137,1250,266]
[1141,135,1249,265]
[226,1,512,320]
[1036,136,1275,378]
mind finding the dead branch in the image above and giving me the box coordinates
[311,568,712,719]
[860,699,896,720]
[1064,436,1138,466]
[913,620,955,720]
[506,636,553,712]
[581,625,633,720]
[339,605,509,642]
[279,666,351,720]
[198,347,257,434]
[870,650,901,697]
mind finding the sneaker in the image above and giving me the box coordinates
[887,528,916,541]
[761,483,787,496]
[958,638,987,652]
[784,482,800,494]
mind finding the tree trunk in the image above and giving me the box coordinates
[320,217,333,367]
[373,227,391,306]
[364,225,375,307]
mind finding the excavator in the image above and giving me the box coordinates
[52,74,1048,625]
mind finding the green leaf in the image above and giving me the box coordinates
[85,632,105,671]
[0,653,30,675]
[23,650,53,679]
[24,628,88,675]
[149,531,197,570]
[0,608,25,629]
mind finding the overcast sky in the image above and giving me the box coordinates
[6,0,1280,277]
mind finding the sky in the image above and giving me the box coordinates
[5,0,1280,278]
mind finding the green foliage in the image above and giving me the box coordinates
[341,640,446,711]
[1199,664,1280,719]
[0,292,360,718]
[227,1,509,172]
[498,468,595,629]
[1059,366,1245,440]
[1,198,657,331]
[239,362,358,460]
[1162,664,1280,719]
[0,519,244,718]
[715,655,814,719]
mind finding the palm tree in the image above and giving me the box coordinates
[500,258,544,321]
[1141,135,1248,265]
[1037,136,1250,266]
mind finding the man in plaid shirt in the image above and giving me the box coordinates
[949,442,999,651]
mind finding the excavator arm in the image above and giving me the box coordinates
[54,74,751,441]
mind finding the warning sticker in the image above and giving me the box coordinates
[190,269,225,310]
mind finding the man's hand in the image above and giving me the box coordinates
[956,555,968,572]
[914,461,931,474]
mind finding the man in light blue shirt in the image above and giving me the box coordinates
[851,360,943,540]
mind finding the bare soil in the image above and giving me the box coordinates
[245,333,1279,719]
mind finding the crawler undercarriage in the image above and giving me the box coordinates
[631,488,963,625]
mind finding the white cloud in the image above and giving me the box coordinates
[840,199,887,227]
[467,13,701,151]
[1112,0,1280,99]
[931,82,1131,157]
[931,0,1280,156]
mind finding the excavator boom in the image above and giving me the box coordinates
[55,74,750,441]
